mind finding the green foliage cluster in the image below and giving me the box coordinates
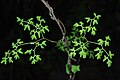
[56,13,114,74]
[1,13,114,78]
[1,16,49,64]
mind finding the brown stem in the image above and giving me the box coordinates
[40,0,74,80]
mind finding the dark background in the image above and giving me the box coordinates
[0,0,120,80]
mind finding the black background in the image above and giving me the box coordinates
[0,0,120,80]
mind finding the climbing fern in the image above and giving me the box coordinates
[1,13,114,79]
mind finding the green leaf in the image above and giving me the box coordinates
[40,44,44,49]
[36,16,41,21]
[79,30,84,35]
[44,26,49,32]
[5,50,10,56]
[89,53,94,59]
[16,17,21,22]
[25,49,32,54]
[41,19,46,23]
[73,23,79,27]
[1,57,7,64]
[105,36,111,41]
[8,57,13,63]
[37,31,41,38]
[97,39,104,45]
[94,47,100,51]
[28,18,33,22]
[108,51,114,59]
[17,39,21,42]
[95,53,102,60]
[29,56,34,61]
[107,59,112,67]
[69,52,76,58]
[14,54,20,60]
[79,21,84,26]
[30,29,35,35]
[103,55,108,62]
[17,39,23,44]
[85,17,91,23]
[104,41,109,46]
[65,64,70,74]
[12,50,17,56]
[12,42,17,49]
[91,27,96,35]
[35,55,41,61]
[93,20,98,25]
[79,51,87,59]
[24,25,28,31]
[91,30,96,35]
[86,26,91,32]
[42,41,46,46]
[93,13,97,17]
[72,41,79,46]
[96,15,101,20]
[31,59,36,64]
[71,65,80,74]
[17,48,23,54]
[31,34,37,40]
[36,23,39,28]
[41,29,45,34]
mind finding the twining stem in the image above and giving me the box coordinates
[40,0,74,80]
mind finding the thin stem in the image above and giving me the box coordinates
[40,0,73,80]
[40,0,66,36]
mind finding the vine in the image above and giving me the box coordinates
[1,0,114,80]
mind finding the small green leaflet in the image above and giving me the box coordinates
[71,65,80,74]
[107,59,112,67]
[79,21,84,26]
[105,36,111,41]
[96,15,101,20]
[1,57,7,65]
[17,48,23,54]
[14,54,20,60]
[85,17,91,23]
[28,18,33,25]
[73,23,79,27]
[24,49,33,54]
[35,55,41,61]
[108,51,114,59]
[65,64,70,74]
[103,55,108,62]
[31,34,37,40]
[31,59,36,64]
[95,53,102,60]
[12,42,17,49]
[37,31,41,38]
[17,39,23,44]
[94,47,100,51]
[16,17,21,22]
[72,41,79,46]
[42,41,46,46]
[104,41,109,46]
[86,26,91,32]
[29,55,41,64]
[8,57,13,63]
[24,24,30,31]
[93,20,98,25]
[79,50,87,59]
[44,26,49,32]
[36,16,41,21]
[91,26,96,35]
[97,39,104,45]
[89,51,94,59]
[93,13,97,17]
